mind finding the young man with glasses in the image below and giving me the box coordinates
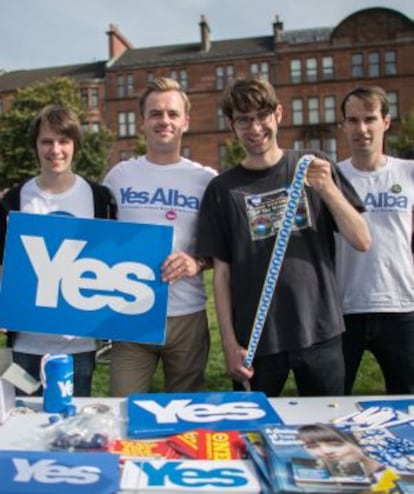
[196,77,371,397]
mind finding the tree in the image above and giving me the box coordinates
[0,77,114,188]
[221,137,246,170]
[389,110,414,159]
[134,132,147,156]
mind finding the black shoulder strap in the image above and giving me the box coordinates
[83,178,118,219]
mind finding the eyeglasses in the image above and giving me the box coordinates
[232,108,274,130]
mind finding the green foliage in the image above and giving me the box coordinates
[134,133,147,157]
[0,77,113,187]
[389,110,414,159]
[221,137,246,170]
[75,127,114,181]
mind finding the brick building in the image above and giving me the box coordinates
[0,6,413,170]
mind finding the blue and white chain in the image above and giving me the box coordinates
[243,154,315,368]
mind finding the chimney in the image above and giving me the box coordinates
[273,15,284,44]
[199,15,211,52]
[106,24,134,60]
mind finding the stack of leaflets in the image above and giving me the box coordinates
[247,408,414,494]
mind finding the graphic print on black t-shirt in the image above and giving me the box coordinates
[245,186,312,241]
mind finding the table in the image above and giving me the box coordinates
[1,394,412,451]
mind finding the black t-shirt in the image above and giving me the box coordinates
[196,149,364,356]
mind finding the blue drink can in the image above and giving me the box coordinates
[40,353,74,413]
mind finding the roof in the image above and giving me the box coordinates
[109,27,333,70]
[0,61,106,92]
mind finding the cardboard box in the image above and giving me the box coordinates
[0,348,40,424]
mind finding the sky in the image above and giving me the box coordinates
[1,0,412,72]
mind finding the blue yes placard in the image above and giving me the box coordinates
[0,450,119,494]
[127,391,283,438]
[0,212,172,344]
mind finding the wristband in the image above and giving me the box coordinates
[195,256,207,273]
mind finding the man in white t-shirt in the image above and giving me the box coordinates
[335,86,414,394]
[104,77,217,395]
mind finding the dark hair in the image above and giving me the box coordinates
[298,423,360,448]
[340,86,390,119]
[221,76,280,120]
[139,77,191,117]
[28,105,83,156]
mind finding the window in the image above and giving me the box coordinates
[322,56,334,80]
[170,69,188,90]
[126,74,134,96]
[216,65,234,90]
[0,99,3,114]
[352,53,363,78]
[290,59,302,84]
[368,52,380,78]
[80,88,89,107]
[90,122,100,133]
[182,146,191,159]
[218,144,227,168]
[293,140,304,151]
[324,138,337,162]
[308,97,319,124]
[306,58,317,82]
[116,75,126,98]
[80,87,99,108]
[179,69,188,90]
[387,91,398,119]
[118,111,136,137]
[147,72,155,83]
[90,88,99,108]
[323,96,336,123]
[217,107,226,131]
[216,67,224,90]
[385,51,396,76]
[119,150,135,161]
[116,74,134,98]
[292,99,304,125]
[250,62,269,81]
[309,138,321,149]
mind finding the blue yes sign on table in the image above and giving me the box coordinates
[127,391,283,438]
[0,212,173,344]
[0,450,119,494]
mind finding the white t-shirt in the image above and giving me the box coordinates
[104,156,217,316]
[335,157,414,314]
[13,175,97,354]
